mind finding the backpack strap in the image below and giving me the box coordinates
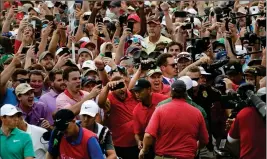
[99,126,109,144]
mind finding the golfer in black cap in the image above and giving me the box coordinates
[131,79,168,159]
[46,109,104,159]
[139,80,209,159]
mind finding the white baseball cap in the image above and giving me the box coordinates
[79,37,90,43]
[178,76,198,90]
[0,104,22,116]
[82,60,97,70]
[79,100,99,117]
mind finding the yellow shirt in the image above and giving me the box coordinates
[144,35,172,54]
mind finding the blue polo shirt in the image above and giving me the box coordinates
[0,128,35,159]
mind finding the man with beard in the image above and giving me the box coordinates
[132,79,168,159]
[15,83,53,129]
[56,67,101,116]
[40,70,66,115]
[98,76,139,159]
[38,51,55,72]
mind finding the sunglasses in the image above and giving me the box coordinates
[191,78,199,81]
[17,78,30,83]
[167,63,177,68]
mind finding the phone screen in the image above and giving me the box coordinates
[31,20,36,29]
[127,21,134,33]
[22,47,30,54]
[45,15,54,21]
[75,3,82,9]
[83,15,90,21]
[105,52,112,58]
[114,37,120,44]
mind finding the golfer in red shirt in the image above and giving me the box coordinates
[132,79,169,158]
[139,80,209,159]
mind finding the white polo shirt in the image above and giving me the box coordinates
[26,124,48,159]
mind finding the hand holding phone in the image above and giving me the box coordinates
[108,81,125,91]
[105,52,112,58]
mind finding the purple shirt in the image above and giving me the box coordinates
[39,89,59,114]
[19,101,54,126]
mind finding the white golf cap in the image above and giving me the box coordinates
[82,60,96,70]
[199,66,211,75]
[79,100,99,117]
[79,37,90,43]
[185,8,198,15]
[103,17,112,23]
[178,76,198,90]
[0,104,22,116]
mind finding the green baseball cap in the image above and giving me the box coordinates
[0,54,14,65]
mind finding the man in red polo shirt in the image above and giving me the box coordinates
[227,107,266,159]
[132,79,168,159]
[139,80,209,159]
[98,76,139,159]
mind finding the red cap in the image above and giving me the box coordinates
[127,14,140,23]
[147,16,160,25]
[81,42,96,49]
[4,2,11,9]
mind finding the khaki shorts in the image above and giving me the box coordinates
[155,155,178,159]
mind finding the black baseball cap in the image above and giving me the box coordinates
[214,75,228,88]
[131,79,151,91]
[171,80,186,92]
[244,65,266,77]
[54,109,75,131]
[247,59,262,67]
[81,77,97,87]
[224,62,243,75]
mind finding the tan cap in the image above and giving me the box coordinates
[147,68,162,77]
[15,83,34,96]
[38,51,53,62]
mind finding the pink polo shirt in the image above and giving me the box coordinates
[56,89,89,110]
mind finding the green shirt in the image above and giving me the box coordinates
[157,97,208,126]
[0,127,35,159]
